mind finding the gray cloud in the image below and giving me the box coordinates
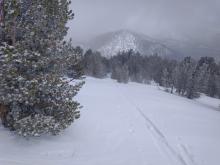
[68,0,220,42]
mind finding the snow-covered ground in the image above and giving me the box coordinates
[0,77,220,165]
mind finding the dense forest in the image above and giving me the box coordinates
[77,48,220,99]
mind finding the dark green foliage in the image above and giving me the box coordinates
[82,49,108,78]
[174,57,199,98]
[0,0,83,137]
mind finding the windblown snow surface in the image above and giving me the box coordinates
[0,77,220,165]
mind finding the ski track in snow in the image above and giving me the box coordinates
[178,143,197,165]
[0,159,29,165]
[117,84,197,165]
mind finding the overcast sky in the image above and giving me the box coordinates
[68,0,220,42]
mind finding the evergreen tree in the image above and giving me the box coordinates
[0,0,83,137]
[111,65,129,83]
[174,57,199,98]
[196,57,216,96]
[65,45,84,78]
[196,63,210,93]
[161,68,170,88]
[185,70,200,99]
[83,49,107,78]
[110,51,130,83]
[127,52,144,83]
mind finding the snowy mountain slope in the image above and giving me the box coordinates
[80,30,220,61]
[0,77,220,165]
[87,30,177,58]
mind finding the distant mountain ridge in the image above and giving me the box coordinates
[85,30,178,58]
[77,29,220,61]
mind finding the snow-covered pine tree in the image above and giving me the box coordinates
[196,63,210,94]
[161,68,169,89]
[0,0,83,137]
[83,49,107,78]
[174,57,199,99]
[196,57,217,97]
[66,46,84,79]
[185,70,200,99]
[111,65,129,83]
[173,59,189,96]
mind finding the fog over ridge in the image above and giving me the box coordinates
[68,0,220,44]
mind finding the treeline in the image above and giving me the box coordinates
[80,49,220,99]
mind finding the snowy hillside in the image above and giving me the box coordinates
[0,77,220,165]
[87,30,176,58]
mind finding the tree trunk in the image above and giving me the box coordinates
[0,104,8,126]
[11,16,16,45]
